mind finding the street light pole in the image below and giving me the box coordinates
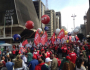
[71,14,76,29]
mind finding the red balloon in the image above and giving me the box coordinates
[41,15,50,24]
[25,20,34,29]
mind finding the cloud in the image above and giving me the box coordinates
[61,1,89,32]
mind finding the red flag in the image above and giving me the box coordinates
[69,36,72,41]
[41,31,48,45]
[34,31,40,46]
[76,36,79,41]
[57,29,65,39]
[51,33,55,44]
[22,40,28,46]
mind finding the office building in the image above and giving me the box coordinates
[0,0,39,43]
[56,12,61,29]
[56,16,59,28]
[80,24,86,36]
[33,0,46,30]
[45,10,56,37]
[52,10,56,32]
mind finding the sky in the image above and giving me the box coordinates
[40,0,89,32]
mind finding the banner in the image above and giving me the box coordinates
[34,31,41,46]
[41,31,48,45]
[22,40,28,46]
[51,33,55,44]
[76,36,79,41]
[57,29,65,39]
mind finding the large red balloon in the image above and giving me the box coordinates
[41,15,50,24]
[25,20,34,29]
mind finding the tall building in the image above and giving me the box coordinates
[52,10,56,32]
[86,8,90,35]
[45,10,56,37]
[56,16,59,28]
[33,0,46,30]
[80,24,86,36]
[0,0,39,43]
[56,12,61,29]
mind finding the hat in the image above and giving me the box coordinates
[66,56,71,60]
[33,56,37,59]
[41,49,45,52]
[45,58,52,62]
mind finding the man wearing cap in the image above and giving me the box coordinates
[62,56,75,70]
[41,57,52,70]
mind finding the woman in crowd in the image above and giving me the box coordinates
[76,58,86,70]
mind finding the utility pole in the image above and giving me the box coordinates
[71,14,76,29]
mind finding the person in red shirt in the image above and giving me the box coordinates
[69,48,77,64]
[12,49,16,58]
[46,49,50,58]
[33,50,38,59]
[1,56,6,67]
[35,57,45,70]
[38,52,42,60]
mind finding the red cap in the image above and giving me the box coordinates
[66,56,71,60]
[33,56,37,59]
[41,49,45,52]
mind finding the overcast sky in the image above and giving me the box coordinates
[33,0,89,32]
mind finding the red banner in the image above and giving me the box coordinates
[51,33,55,44]
[69,36,72,41]
[76,36,79,41]
[34,31,40,46]
[41,31,48,45]
[57,29,65,39]
[22,40,28,46]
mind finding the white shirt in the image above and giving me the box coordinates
[76,66,86,70]
[77,46,80,53]
[23,56,27,63]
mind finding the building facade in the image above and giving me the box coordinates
[33,0,46,30]
[0,0,39,43]
[56,16,59,28]
[56,12,61,29]
[45,10,56,37]
[80,24,86,36]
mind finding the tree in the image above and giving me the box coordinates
[61,26,67,31]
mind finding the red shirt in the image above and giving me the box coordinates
[55,46,58,50]
[46,52,50,58]
[82,47,85,50]
[56,58,61,67]
[38,55,42,60]
[67,50,70,54]
[69,52,77,64]
[2,60,6,66]
[12,50,16,54]
[35,63,45,70]
[33,52,38,59]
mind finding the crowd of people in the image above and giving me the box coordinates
[0,42,90,70]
